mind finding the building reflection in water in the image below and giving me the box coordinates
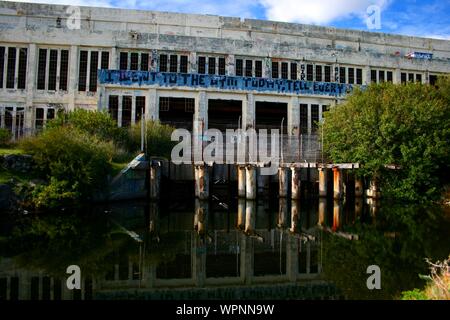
[0,197,385,300]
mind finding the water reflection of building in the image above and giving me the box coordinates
[0,198,382,300]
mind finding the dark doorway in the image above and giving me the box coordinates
[159,97,195,131]
[255,101,288,132]
[208,99,242,132]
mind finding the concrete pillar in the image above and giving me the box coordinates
[355,177,364,197]
[333,167,342,200]
[278,198,288,228]
[363,65,371,85]
[318,197,326,226]
[68,45,78,111]
[278,167,289,198]
[237,199,245,230]
[290,200,299,233]
[332,200,342,231]
[244,200,256,234]
[149,161,161,200]
[194,199,209,236]
[291,167,301,200]
[318,167,327,197]
[288,96,300,136]
[242,93,255,130]
[24,43,36,135]
[237,165,246,198]
[245,165,257,200]
[146,88,158,121]
[194,164,209,200]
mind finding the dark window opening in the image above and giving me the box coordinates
[59,50,69,90]
[31,277,39,300]
[306,64,313,81]
[47,108,55,120]
[9,277,18,300]
[379,70,385,83]
[235,59,243,76]
[89,51,98,92]
[429,75,438,86]
[356,68,363,84]
[17,48,27,89]
[300,104,308,134]
[348,67,354,84]
[37,49,47,90]
[311,104,319,132]
[255,101,287,132]
[136,96,145,122]
[42,277,51,300]
[208,57,216,75]
[272,61,279,79]
[180,55,188,73]
[315,65,322,82]
[325,65,331,82]
[141,53,149,71]
[170,55,178,73]
[281,62,288,79]
[130,53,139,70]
[198,56,206,74]
[290,62,297,80]
[408,73,414,82]
[0,47,4,88]
[401,72,407,84]
[245,60,253,77]
[119,52,128,70]
[78,50,88,91]
[159,97,195,130]
[208,99,242,132]
[387,71,393,83]
[416,74,422,83]
[101,51,109,70]
[108,95,118,122]
[371,70,377,83]
[122,95,132,127]
[6,47,16,89]
[339,67,346,84]
[35,107,45,129]
[48,49,58,91]
[255,60,262,78]
[159,54,168,72]
[322,105,330,115]
[218,57,225,75]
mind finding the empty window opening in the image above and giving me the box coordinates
[6,47,16,89]
[198,56,206,74]
[108,95,118,122]
[78,50,88,91]
[235,59,243,76]
[59,50,69,90]
[281,62,288,80]
[48,49,58,91]
[218,57,226,75]
[119,52,128,70]
[170,55,178,73]
[180,55,188,73]
[245,60,253,77]
[17,48,27,89]
[208,57,216,75]
[255,60,262,78]
[159,97,195,130]
[101,51,109,70]
[255,101,287,132]
[272,62,279,79]
[130,53,139,70]
[208,99,242,132]
[89,51,98,92]
[159,54,168,72]
[121,96,132,127]
[136,96,145,122]
[306,64,313,81]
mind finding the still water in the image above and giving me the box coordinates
[0,195,449,300]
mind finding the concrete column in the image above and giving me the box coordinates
[244,200,256,234]
[195,164,209,200]
[110,47,118,69]
[225,54,234,76]
[355,177,364,197]
[242,93,255,130]
[363,65,371,85]
[237,198,245,230]
[393,68,401,84]
[288,96,299,136]
[318,167,327,197]
[245,165,257,200]
[68,45,78,111]
[146,88,158,121]
[290,200,299,233]
[194,199,209,236]
[332,167,342,200]
[291,167,301,200]
[24,43,36,135]
[189,51,197,73]
[278,167,289,198]
[149,161,161,200]
[332,200,342,231]
[131,96,136,125]
[307,103,312,135]
[318,197,326,226]
[237,165,246,198]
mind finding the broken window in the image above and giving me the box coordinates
[180,55,188,73]
[306,64,313,81]
[78,50,88,91]
[198,56,206,74]
[208,57,216,75]
[235,59,243,76]
[101,51,109,70]
[356,68,363,84]
[281,62,288,79]
[136,96,145,122]
[6,47,16,89]
[290,62,297,80]
[89,51,98,92]
[48,49,58,91]
[141,53,149,71]
[119,52,128,70]
[324,65,331,83]
[272,61,279,79]
[159,54,168,72]
[218,57,225,75]
[130,53,139,70]
[245,60,253,77]
[315,65,322,82]
[255,60,262,78]
[17,48,27,89]
[108,95,118,121]
[170,55,178,73]
[122,96,132,127]
[59,50,69,90]
[348,67,354,84]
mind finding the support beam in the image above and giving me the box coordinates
[245,165,257,200]
[278,167,289,198]
[318,167,328,197]
[237,165,246,198]
[194,164,209,200]
[333,167,343,200]
[291,167,301,200]
[318,198,326,226]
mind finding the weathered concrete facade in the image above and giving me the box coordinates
[1,1,450,140]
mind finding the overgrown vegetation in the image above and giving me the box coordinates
[0,128,12,147]
[321,76,450,202]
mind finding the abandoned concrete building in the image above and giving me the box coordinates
[1,1,450,142]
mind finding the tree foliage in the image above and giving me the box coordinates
[321,76,450,201]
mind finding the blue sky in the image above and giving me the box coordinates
[8,0,450,39]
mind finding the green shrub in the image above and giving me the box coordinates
[0,128,12,147]
[31,178,80,209]
[401,288,428,300]
[20,125,114,201]
[127,120,176,159]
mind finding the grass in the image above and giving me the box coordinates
[0,146,26,156]
[0,166,39,184]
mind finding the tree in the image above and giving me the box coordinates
[321,76,450,201]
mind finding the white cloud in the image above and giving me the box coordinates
[259,0,389,24]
